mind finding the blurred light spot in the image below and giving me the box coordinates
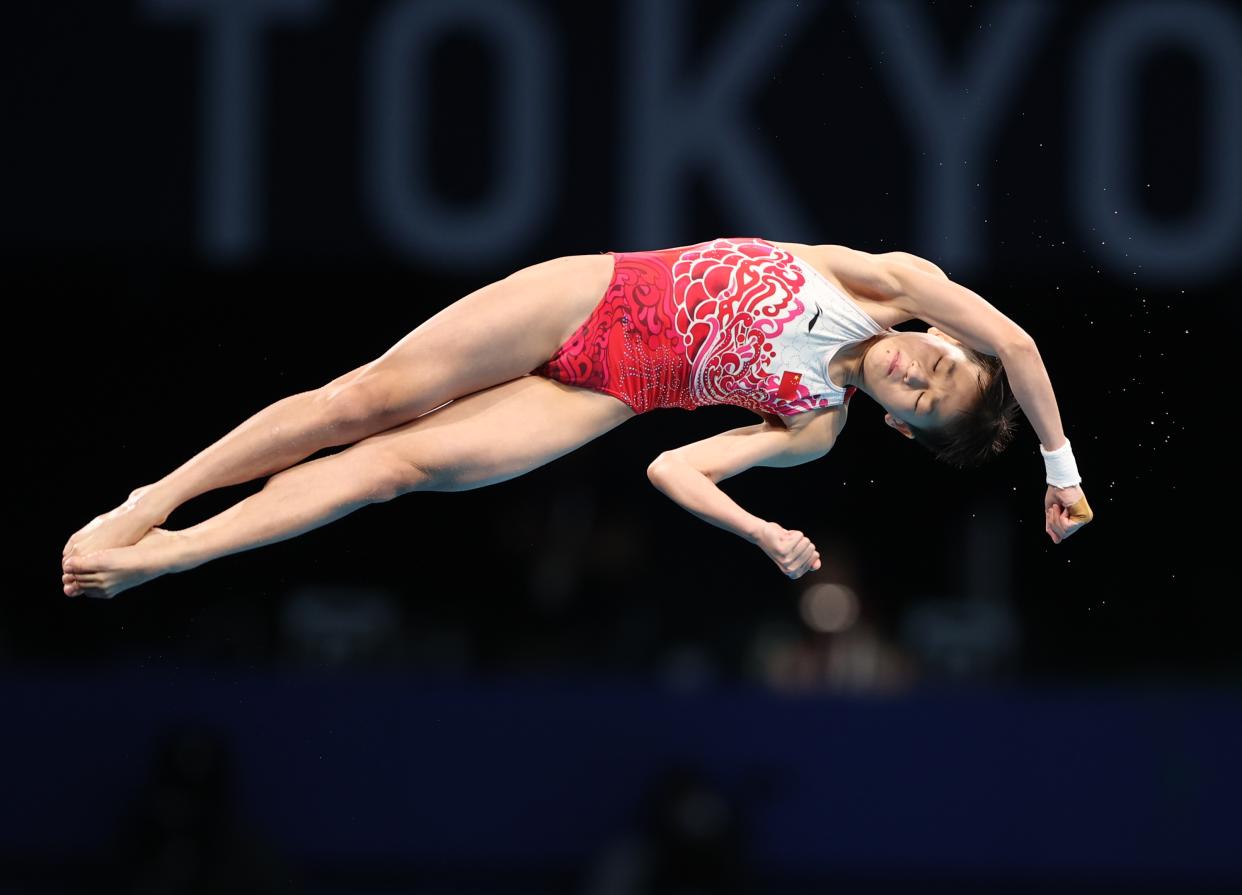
[800,583,859,633]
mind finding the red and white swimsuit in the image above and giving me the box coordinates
[531,236,893,416]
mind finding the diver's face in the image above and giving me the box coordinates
[864,330,984,436]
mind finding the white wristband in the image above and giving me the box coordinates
[1040,439,1081,488]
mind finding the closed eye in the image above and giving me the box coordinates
[917,357,944,414]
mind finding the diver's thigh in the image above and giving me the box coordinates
[351,375,634,493]
[349,254,615,420]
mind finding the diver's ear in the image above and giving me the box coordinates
[884,412,915,440]
[927,326,962,347]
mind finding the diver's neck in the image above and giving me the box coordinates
[830,333,889,392]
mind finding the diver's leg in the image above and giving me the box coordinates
[63,253,614,559]
[333,252,615,420]
[61,377,633,599]
[63,367,389,561]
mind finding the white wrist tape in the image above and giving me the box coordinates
[1040,439,1081,488]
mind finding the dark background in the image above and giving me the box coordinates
[4,1,1240,893]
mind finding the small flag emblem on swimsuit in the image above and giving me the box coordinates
[777,370,802,400]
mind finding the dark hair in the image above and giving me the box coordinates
[906,348,1020,469]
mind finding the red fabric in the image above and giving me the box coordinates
[531,237,847,416]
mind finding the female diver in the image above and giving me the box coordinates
[61,237,1092,599]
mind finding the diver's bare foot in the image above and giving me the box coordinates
[63,486,167,559]
[61,527,184,599]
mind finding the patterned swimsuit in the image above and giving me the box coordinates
[530,236,892,416]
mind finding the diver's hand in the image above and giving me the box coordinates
[756,522,821,578]
[1044,485,1093,544]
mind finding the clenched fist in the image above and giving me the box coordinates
[1044,484,1093,544]
[755,521,821,579]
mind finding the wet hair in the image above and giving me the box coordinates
[906,348,1020,469]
